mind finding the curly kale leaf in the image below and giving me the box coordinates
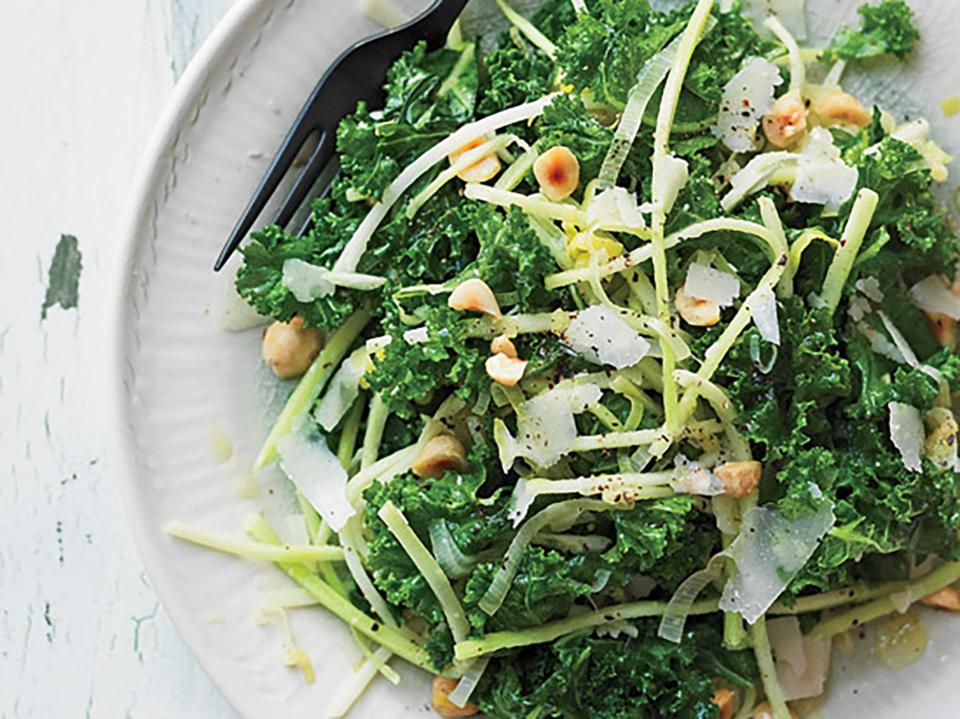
[823,0,920,63]
[474,622,757,719]
[234,186,365,329]
[338,42,477,201]
[556,0,684,109]
[464,548,600,634]
[602,496,719,592]
[363,449,510,666]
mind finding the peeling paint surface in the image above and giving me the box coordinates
[41,235,82,320]
[0,2,239,717]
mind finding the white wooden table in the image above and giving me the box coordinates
[0,2,239,716]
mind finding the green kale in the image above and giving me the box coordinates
[338,42,477,201]
[823,0,920,63]
[602,496,719,592]
[464,548,600,634]
[474,622,757,719]
[363,449,510,666]
[234,184,365,329]
[556,0,684,109]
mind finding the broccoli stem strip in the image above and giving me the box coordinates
[496,143,540,192]
[254,309,371,470]
[544,217,783,289]
[337,397,365,469]
[769,580,908,615]
[820,188,880,315]
[455,598,721,660]
[750,615,791,719]
[647,0,714,433]
[493,0,558,59]
[379,501,471,644]
[165,521,344,563]
[809,561,960,638]
[248,519,435,673]
[360,393,389,470]
[765,16,805,95]
[779,228,838,299]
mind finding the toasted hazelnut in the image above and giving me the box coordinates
[675,287,721,328]
[485,353,527,387]
[712,688,737,719]
[534,145,581,202]
[490,334,518,358]
[715,461,762,499]
[448,278,502,318]
[753,702,799,719]
[412,435,468,480]
[261,317,323,379]
[813,90,872,128]
[925,410,960,472]
[448,137,502,184]
[921,587,960,611]
[763,92,808,149]
[431,675,479,718]
[925,311,959,351]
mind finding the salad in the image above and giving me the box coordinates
[170,0,960,717]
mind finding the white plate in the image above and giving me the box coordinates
[112,1,960,717]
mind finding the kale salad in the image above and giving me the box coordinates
[171,1,960,716]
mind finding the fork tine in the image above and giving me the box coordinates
[213,122,318,271]
[272,130,336,231]
[296,165,340,238]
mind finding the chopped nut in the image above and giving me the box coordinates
[925,408,960,472]
[711,687,737,719]
[490,334,518,358]
[813,90,872,128]
[412,435,468,480]
[448,278,502,318]
[486,353,527,387]
[261,317,323,379]
[675,287,721,327]
[534,145,581,202]
[715,461,762,499]
[431,676,479,718]
[924,311,958,351]
[763,92,808,148]
[448,137,502,184]
[921,587,960,611]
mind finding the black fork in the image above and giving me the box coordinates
[214,0,470,271]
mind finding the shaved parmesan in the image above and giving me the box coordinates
[277,423,354,531]
[652,154,689,214]
[910,275,960,319]
[750,284,781,345]
[889,402,924,473]
[314,349,367,432]
[565,306,651,368]
[855,276,884,303]
[684,263,740,307]
[768,616,832,701]
[722,129,858,212]
[282,259,386,301]
[670,457,724,496]
[496,384,603,471]
[713,57,783,152]
[720,501,835,624]
[587,187,646,232]
[790,129,859,213]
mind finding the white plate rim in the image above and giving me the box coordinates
[109,0,266,712]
